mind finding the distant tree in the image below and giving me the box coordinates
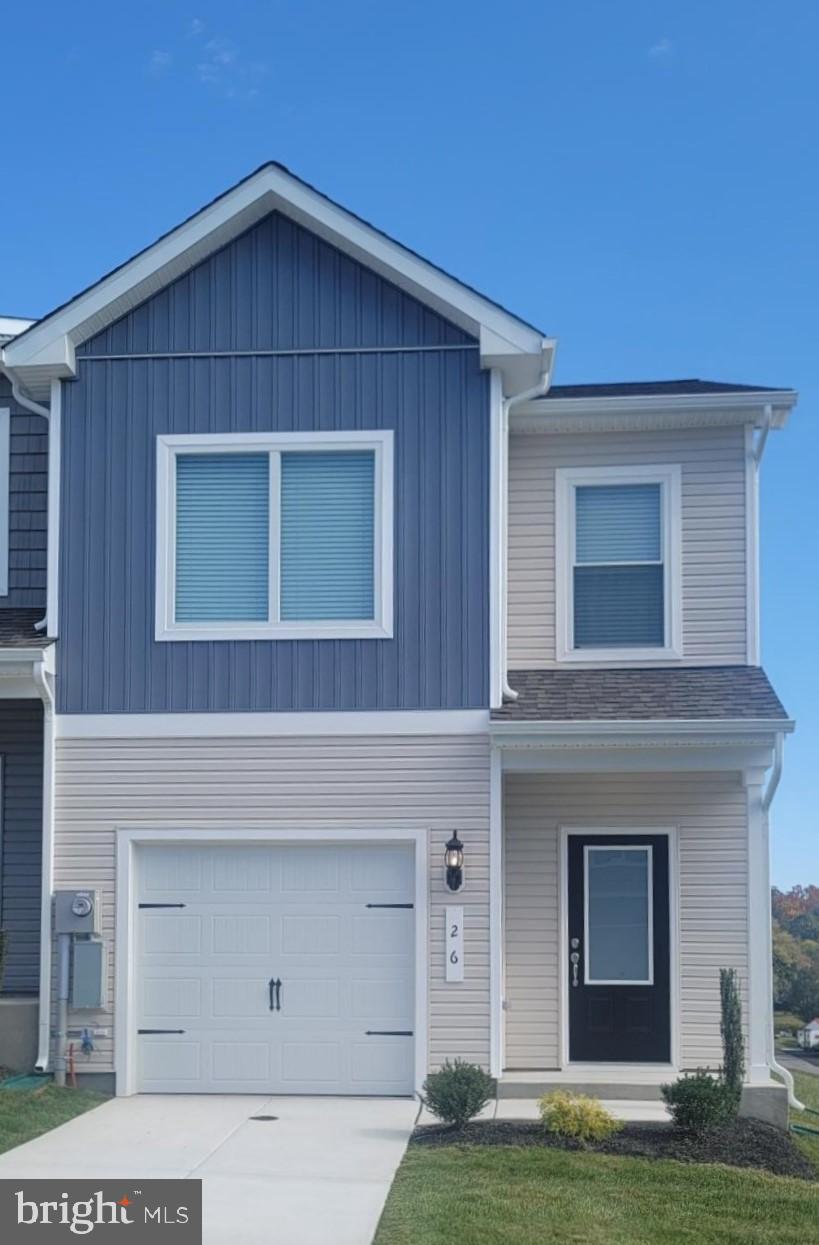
[772,920,809,1008]
[788,958,819,1021]
[772,885,819,932]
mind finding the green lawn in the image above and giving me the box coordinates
[790,1069,819,1173]
[375,1144,819,1245]
[0,1085,108,1155]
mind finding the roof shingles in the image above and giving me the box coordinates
[491,667,789,723]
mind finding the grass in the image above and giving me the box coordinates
[0,1084,108,1155]
[790,1069,819,1174]
[375,1143,819,1245]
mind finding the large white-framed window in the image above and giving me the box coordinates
[155,430,394,641]
[555,463,682,662]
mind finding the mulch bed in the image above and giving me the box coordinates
[411,1118,816,1181]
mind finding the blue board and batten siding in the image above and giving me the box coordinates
[0,377,48,609]
[58,211,490,713]
[0,701,43,994]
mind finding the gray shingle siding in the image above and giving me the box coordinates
[0,700,43,995]
[0,378,48,611]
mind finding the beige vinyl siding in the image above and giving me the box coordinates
[508,425,748,668]
[504,771,748,1070]
[54,734,490,1076]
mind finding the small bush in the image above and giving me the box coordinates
[661,1071,736,1133]
[422,1059,495,1128]
[538,1091,622,1143]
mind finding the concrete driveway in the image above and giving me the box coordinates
[0,1094,417,1244]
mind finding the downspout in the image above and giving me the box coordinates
[500,346,557,701]
[32,656,55,1073]
[762,732,803,1109]
[754,403,773,466]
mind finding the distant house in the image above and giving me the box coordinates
[797,1020,819,1050]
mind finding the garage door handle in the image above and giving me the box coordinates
[268,978,276,1011]
[269,978,282,1012]
[275,979,282,1011]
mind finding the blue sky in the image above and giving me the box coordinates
[2,2,816,886]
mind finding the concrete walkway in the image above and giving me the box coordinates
[0,1095,418,1245]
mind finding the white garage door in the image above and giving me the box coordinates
[135,842,415,1095]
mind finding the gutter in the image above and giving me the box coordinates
[761,732,802,1109]
[753,403,774,466]
[31,653,55,1073]
[499,343,558,701]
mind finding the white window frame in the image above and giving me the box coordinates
[583,843,654,986]
[155,430,394,642]
[555,463,682,663]
[0,409,10,598]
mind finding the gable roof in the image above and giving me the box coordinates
[2,162,554,401]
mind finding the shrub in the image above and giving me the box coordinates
[422,1059,495,1128]
[720,966,745,1112]
[661,1071,736,1133]
[538,1091,622,1143]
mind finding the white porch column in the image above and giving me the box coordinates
[745,771,771,1084]
[489,744,504,1079]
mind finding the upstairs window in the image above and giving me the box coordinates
[156,431,393,641]
[555,464,681,661]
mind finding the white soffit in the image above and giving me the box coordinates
[511,390,798,433]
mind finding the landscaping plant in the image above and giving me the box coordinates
[538,1091,621,1143]
[720,966,745,1110]
[421,1059,495,1128]
[661,1070,736,1133]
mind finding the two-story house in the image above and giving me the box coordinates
[0,164,797,1124]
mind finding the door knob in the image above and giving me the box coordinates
[570,951,580,988]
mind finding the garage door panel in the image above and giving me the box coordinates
[212,914,272,954]
[281,913,340,954]
[136,843,415,1095]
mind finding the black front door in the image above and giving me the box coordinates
[568,834,670,1063]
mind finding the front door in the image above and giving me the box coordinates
[568,834,670,1063]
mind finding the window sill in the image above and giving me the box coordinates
[557,646,683,664]
[156,621,394,642]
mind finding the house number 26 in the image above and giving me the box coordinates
[446,905,464,983]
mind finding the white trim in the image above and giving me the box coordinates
[745,424,760,665]
[0,408,10,598]
[155,429,394,642]
[491,717,794,739]
[513,389,797,427]
[33,657,55,1072]
[558,826,680,1071]
[745,777,771,1084]
[55,708,490,739]
[46,381,61,636]
[583,844,654,986]
[3,164,549,396]
[489,744,503,1078]
[114,826,428,1097]
[488,369,504,710]
[555,463,683,664]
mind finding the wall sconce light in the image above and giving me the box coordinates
[445,832,464,892]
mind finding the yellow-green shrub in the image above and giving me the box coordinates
[538,1091,622,1142]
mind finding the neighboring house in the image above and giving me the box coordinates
[797,1020,819,1050]
[0,164,796,1124]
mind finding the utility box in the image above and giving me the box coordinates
[55,890,101,936]
[71,939,107,1009]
